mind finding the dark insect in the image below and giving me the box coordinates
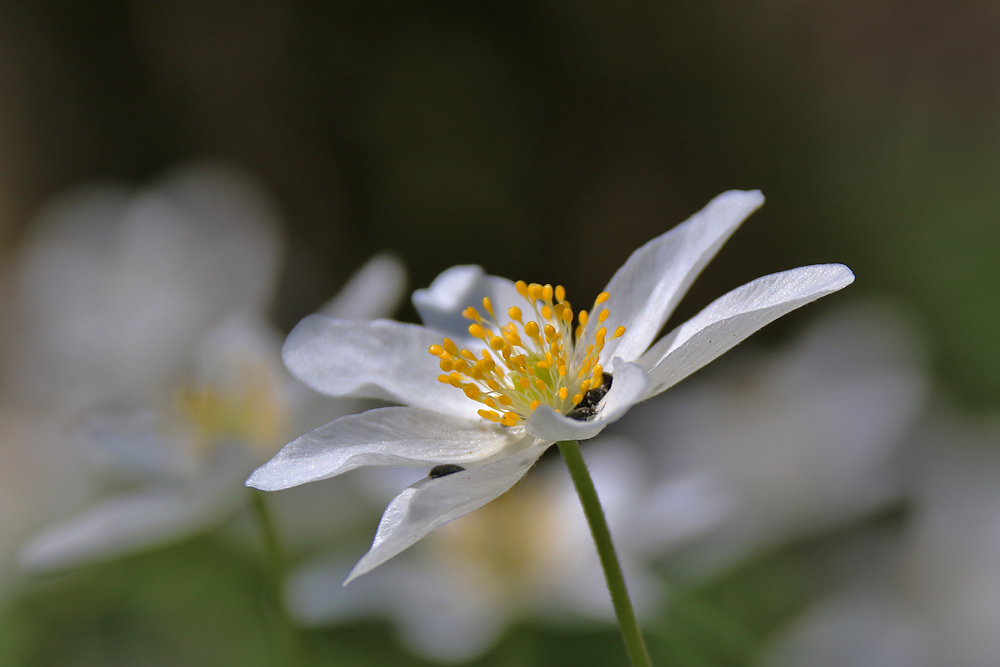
[428,464,466,478]
[567,372,613,421]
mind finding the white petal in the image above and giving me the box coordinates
[282,316,479,419]
[525,360,650,442]
[246,407,525,491]
[600,190,765,363]
[317,253,407,320]
[412,264,524,338]
[20,482,240,572]
[638,264,855,399]
[344,441,549,583]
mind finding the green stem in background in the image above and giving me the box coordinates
[557,440,653,667]
[249,489,308,667]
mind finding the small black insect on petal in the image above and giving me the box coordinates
[567,372,613,421]
[428,464,466,478]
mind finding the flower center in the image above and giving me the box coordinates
[429,281,625,427]
[174,361,287,457]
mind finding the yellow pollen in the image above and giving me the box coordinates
[428,280,626,427]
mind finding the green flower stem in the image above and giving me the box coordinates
[558,440,653,667]
[249,489,308,667]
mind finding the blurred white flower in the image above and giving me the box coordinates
[767,414,1000,667]
[285,441,668,661]
[16,164,406,572]
[620,302,927,576]
[248,189,853,582]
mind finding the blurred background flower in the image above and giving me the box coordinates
[0,1,997,665]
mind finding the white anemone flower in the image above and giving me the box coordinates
[15,164,406,572]
[248,190,854,582]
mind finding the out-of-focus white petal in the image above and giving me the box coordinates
[20,451,248,573]
[10,162,284,404]
[600,190,765,363]
[318,253,407,320]
[525,360,649,442]
[246,407,527,491]
[282,317,479,419]
[412,264,523,338]
[344,441,549,583]
[639,264,854,399]
[288,557,506,661]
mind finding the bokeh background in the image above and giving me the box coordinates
[0,1,998,666]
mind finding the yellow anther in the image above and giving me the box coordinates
[464,384,481,399]
[541,305,553,319]
[482,297,495,318]
[501,412,518,427]
[598,309,609,323]
[544,324,557,339]
[593,364,604,381]
[468,323,486,338]
[561,307,574,323]
[428,344,444,356]
[596,292,610,305]
[437,374,451,384]
[572,393,583,405]
[613,326,626,338]
[505,331,522,347]
[439,358,454,371]
[578,310,589,326]
[498,395,513,406]
[478,409,501,422]
[515,280,528,297]
[529,400,541,411]
[489,336,505,351]
[463,306,481,321]
[524,321,540,338]
[486,379,500,391]
[535,379,547,391]
[542,284,553,302]
[443,339,459,356]
[558,364,567,377]
[596,327,607,342]
[461,349,477,361]
[448,375,464,388]
[484,397,497,409]
[580,379,592,394]
[452,360,470,374]
[519,377,531,389]
[558,387,568,400]
[508,306,523,321]
[555,285,566,302]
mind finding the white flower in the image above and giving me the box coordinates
[247,190,854,582]
[16,164,406,572]
[618,302,927,575]
[766,415,1000,667]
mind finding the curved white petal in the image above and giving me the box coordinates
[282,316,479,419]
[525,360,650,442]
[246,407,525,491]
[639,264,855,399]
[318,253,407,320]
[344,441,549,583]
[600,190,765,363]
[412,264,524,338]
